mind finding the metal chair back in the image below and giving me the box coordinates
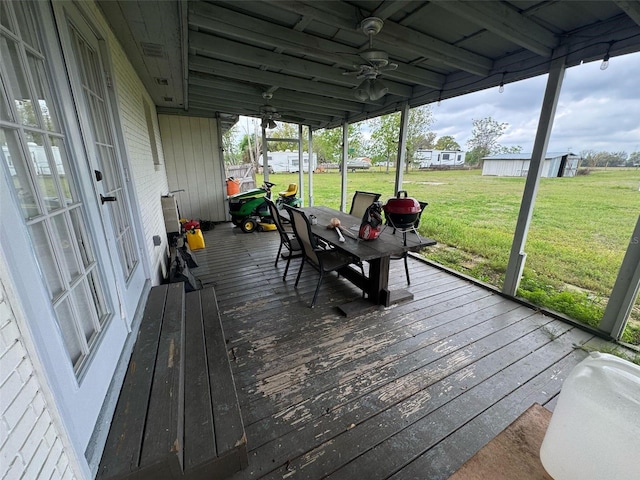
[266,199,301,280]
[349,191,382,219]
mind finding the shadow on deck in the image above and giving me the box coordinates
[187,223,599,480]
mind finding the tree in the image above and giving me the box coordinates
[580,149,597,168]
[366,105,435,172]
[627,151,640,167]
[238,133,261,164]
[313,124,363,163]
[266,123,304,152]
[465,117,521,167]
[366,113,399,167]
[222,124,241,164]
[580,150,628,168]
[434,135,461,151]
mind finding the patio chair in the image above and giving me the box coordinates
[266,199,302,281]
[284,205,364,308]
[390,201,428,285]
[349,191,382,219]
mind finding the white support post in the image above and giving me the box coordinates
[599,215,640,339]
[307,126,314,207]
[261,125,269,183]
[340,121,348,212]
[394,101,410,194]
[502,57,566,296]
[298,124,304,206]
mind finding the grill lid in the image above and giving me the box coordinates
[383,191,421,214]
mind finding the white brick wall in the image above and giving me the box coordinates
[85,1,172,285]
[0,278,79,480]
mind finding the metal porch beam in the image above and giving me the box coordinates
[600,215,640,339]
[502,56,566,295]
[394,101,410,195]
[341,121,348,212]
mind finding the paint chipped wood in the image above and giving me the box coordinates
[188,225,597,479]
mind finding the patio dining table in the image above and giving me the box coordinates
[302,206,436,315]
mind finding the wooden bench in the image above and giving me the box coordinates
[98,284,247,480]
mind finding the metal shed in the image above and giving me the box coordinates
[482,152,581,177]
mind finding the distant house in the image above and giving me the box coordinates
[482,152,581,177]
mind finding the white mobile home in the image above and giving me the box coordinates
[259,151,317,173]
[415,149,466,168]
[482,152,581,177]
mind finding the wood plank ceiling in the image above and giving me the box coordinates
[98,0,640,131]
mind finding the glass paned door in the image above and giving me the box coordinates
[68,25,138,280]
[59,6,146,324]
[0,3,110,373]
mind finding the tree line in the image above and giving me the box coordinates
[222,108,638,169]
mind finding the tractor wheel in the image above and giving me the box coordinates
[231,217,243,226]
[240,218,257,233]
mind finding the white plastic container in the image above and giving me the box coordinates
[540,352,640,480]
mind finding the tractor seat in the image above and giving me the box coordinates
[279,183,298,198]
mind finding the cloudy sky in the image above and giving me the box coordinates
[431,52,640,155]
[239,52,639,156]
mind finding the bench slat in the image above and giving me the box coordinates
[200,288,247,456]
[97,285,168,479]
[140,282,185,473]
[184,290,217,469]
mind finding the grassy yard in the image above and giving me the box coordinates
[259,167,640,344]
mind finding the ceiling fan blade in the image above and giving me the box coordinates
[380,63,398,72]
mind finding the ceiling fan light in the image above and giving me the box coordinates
[267,119,278,129]
[368,79,388,101]
[354,79,371,101]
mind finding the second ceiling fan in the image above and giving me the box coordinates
[343,17,398,101]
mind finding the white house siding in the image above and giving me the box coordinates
[0,261,81,480]
[159,115,228,222]
[83,1,170,285]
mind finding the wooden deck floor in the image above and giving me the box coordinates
[191,223,595,480]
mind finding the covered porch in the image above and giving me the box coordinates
[189,224,599,479]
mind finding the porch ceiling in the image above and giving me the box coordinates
[98,0,640,131]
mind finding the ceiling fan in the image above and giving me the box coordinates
[343,17,398,101]
[257,92,308,128]
[259,92,281,129]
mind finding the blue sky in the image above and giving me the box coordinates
[431,52,640,155]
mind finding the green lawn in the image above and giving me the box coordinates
[259,167,640,343]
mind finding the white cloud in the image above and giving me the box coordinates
[432,52,640,155]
